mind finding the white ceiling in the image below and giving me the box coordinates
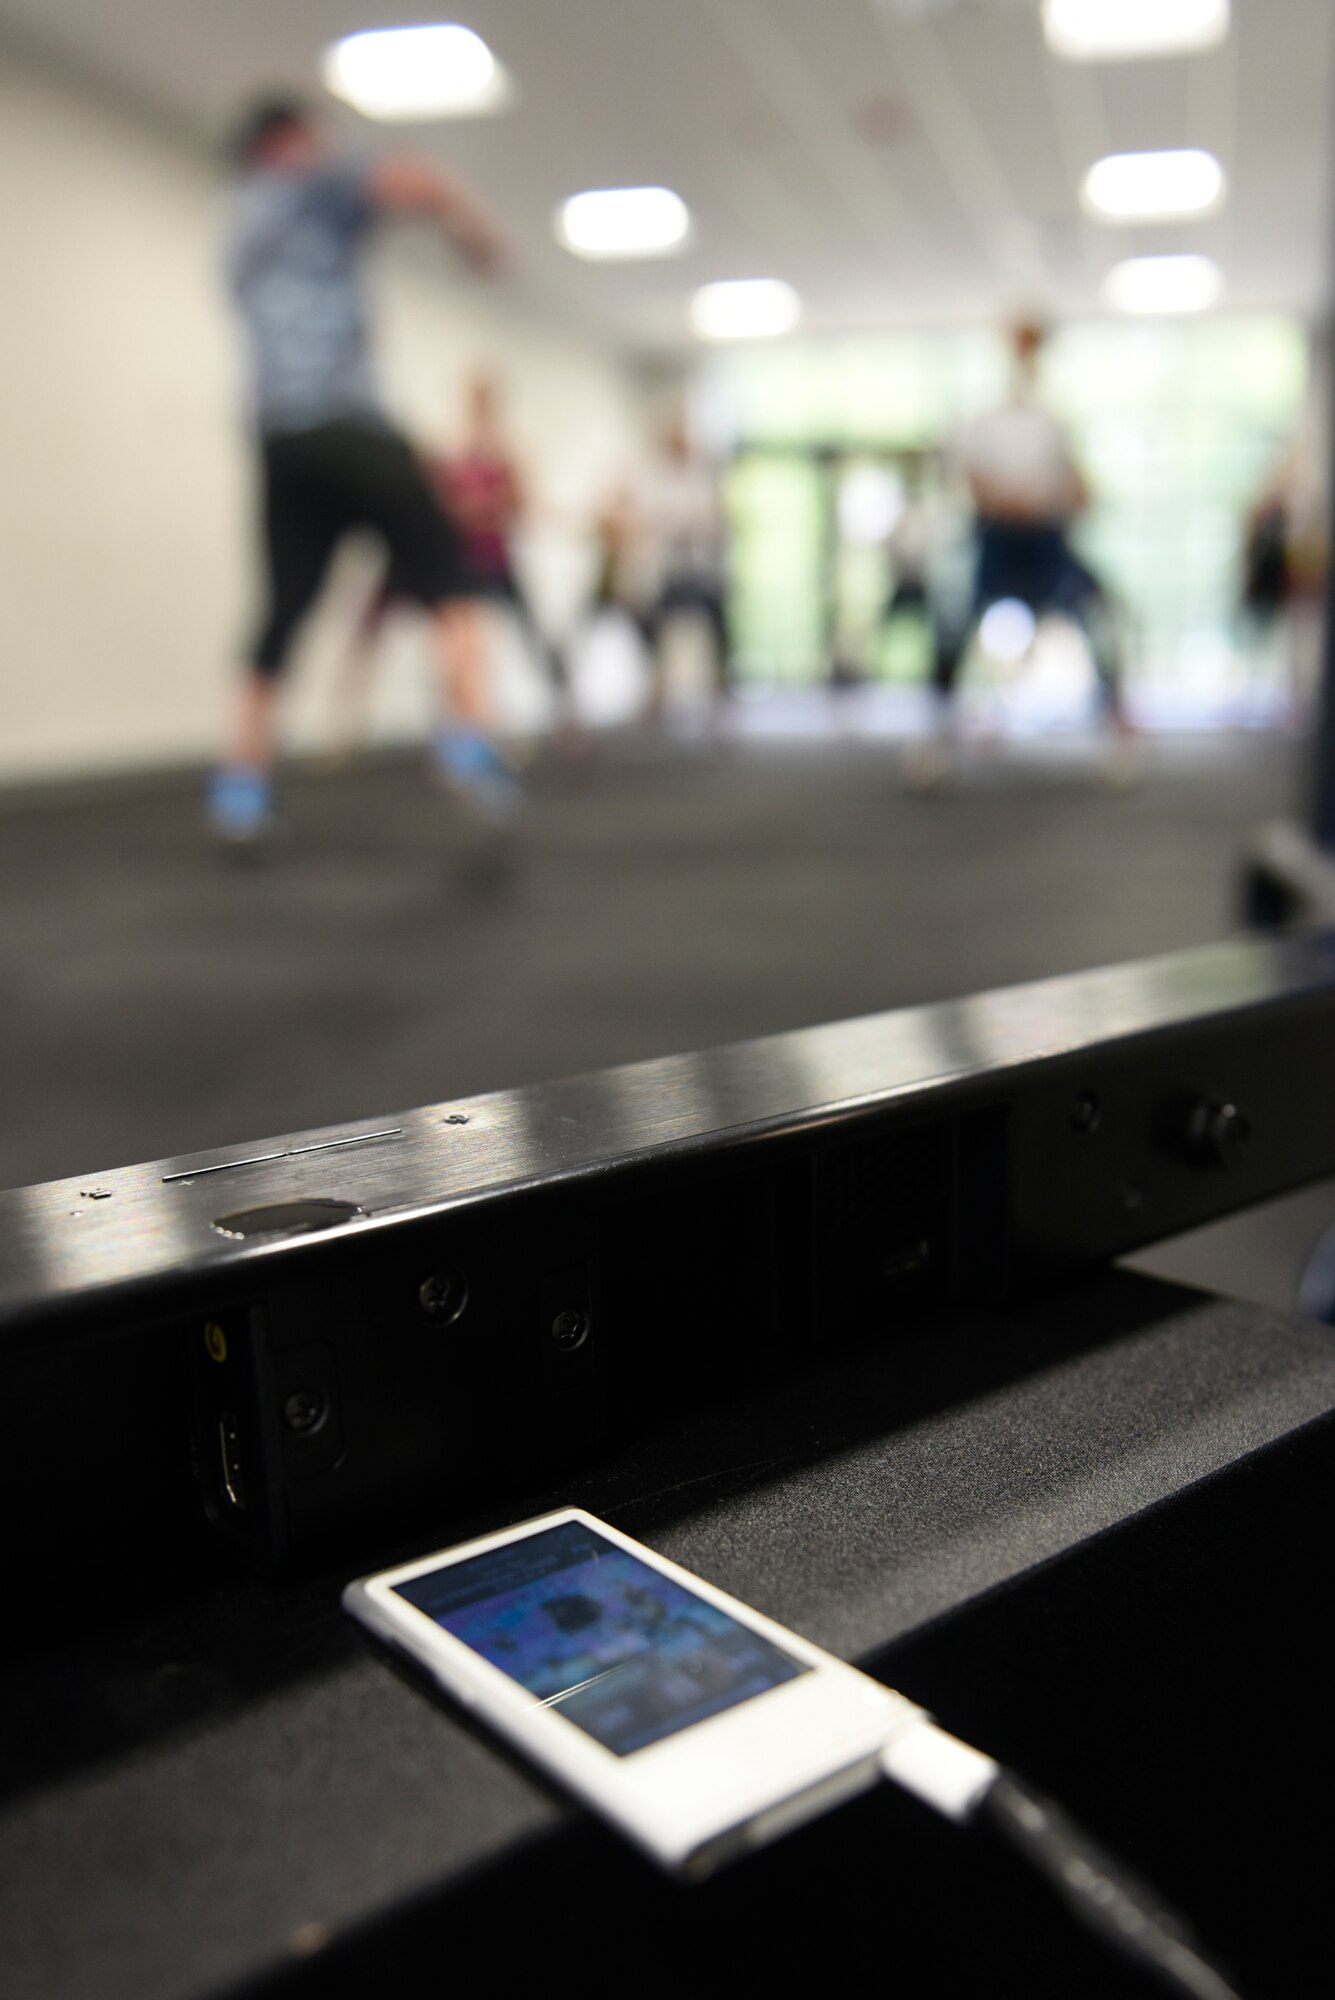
[3,0,1332,349]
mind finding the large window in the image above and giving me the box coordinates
[705,318,1310,708]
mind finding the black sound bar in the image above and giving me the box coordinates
[4,931,1335,1576]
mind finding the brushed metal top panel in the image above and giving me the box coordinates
[3,932,1333,1334]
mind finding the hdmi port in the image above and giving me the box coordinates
[218,1412,246,1509]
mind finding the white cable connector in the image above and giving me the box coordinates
[879,1716,1000,1824]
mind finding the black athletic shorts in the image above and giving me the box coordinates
[253,419,468,676]
[381,555,523,607]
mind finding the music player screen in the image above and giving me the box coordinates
[394,1521,806,1756]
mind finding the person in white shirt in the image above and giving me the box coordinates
[922,320,1131,778]
[640,421,732,711]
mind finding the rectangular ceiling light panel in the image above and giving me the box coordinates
[1044,0,1230,61]
[690,279,801,341]
[1082,149,1226,221]
[1104,254,1222,314]
[557,187,690,259]
[324,24,511,120]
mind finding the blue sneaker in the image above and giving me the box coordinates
[434,729,524,823]
[207,767,273,846]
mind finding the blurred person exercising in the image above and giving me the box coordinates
[1238,443,1329,719]
[918,320,1132,786]
[642,421,732,717]
[585,482,655,644]
[350,373,570,730]
[446,372,570,705]
[881,450,938,625]
[209,98,514,843]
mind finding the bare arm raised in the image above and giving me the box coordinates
[370,156,507,272]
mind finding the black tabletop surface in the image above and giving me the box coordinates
[3,1268,1332,2000]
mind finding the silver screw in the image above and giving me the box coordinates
[551,1309,589,1352]
[420,1273,468,1324]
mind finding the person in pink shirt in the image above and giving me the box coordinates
[352,373,567,713]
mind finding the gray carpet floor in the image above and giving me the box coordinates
[0,730,1304,1192]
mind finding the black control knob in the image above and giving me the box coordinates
[1188,1101,1251,1169]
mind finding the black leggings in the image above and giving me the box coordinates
[366,562,570,695]
[252,421,466,677]
[650,580,732,697]
[932,521,1123,719]
[472,568,569,695]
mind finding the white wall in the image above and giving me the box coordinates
[0,45,647,783]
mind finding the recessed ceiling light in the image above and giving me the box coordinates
[323,24,511,121]
[691,279,801,342]
[1083,149,1226,223]
[1043,0,1229,62]
[1103,254,1222,315]
[556,187,690,260]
